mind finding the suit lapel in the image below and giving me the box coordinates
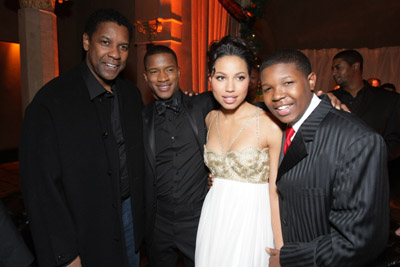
[182,95,206,155]
[143,103,156,171]
[277,96,332,181]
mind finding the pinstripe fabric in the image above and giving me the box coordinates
[278,97,390,266]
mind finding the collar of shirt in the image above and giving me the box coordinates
[155,89,183,114]
[81,61,116,100]
[290,93,321,140]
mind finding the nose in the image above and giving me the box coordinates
[225,79,235,93]
[158,71,169,82]
[108,46,121,60]
[271,86,285,102]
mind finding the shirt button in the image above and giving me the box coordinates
[107,170,112,176]
[171,136,175,142]
[103,132,109,138]
[57,255,65,261]
[283,219,287,226]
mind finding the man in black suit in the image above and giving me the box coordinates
[19,9,144,267]
[261,50,389,266]
[331,49,400,161]
[142,45,216,267]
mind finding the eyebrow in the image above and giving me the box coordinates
[214,71,247,75]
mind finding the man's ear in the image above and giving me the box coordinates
[143,71,148,83]
[352,62,360,71]
[308,72,317,90]
[83,33,90,52]
[177,67,181,78]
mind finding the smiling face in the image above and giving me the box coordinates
[210,55,250,110]
[144,52,180,100]
[261,63,315,125]
[83,21,130,92]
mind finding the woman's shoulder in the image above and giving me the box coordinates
[259,108,283,131]
[205,109,219,127]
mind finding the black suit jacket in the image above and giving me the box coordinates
[143,91,217,244]
[278,96,389,266]
[19,63,145,267]
[333,83,400,160]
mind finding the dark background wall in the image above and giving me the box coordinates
[254,0,400,58]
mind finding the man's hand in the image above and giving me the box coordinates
[183,90,198,97]
[67,256,82,267]
[315,90,350,112]
[207,173,214,189]
[266,247,281,267]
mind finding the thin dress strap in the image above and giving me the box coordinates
[216,108,259,154]
[206,111,219,143]
[256,108,261,148]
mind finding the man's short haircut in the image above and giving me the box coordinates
[333,49,364,73]
[143,45,178,70]
[260,49,312,77]
[84,8,133,41]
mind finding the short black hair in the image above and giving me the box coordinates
[84,8,133,41]
[333,49,364,73]
[143,45,178,69]
[260,49,312,77]
[207,35,255,76]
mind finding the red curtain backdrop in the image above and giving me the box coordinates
[191,0,238,93]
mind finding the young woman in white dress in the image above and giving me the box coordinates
[195,36,283,267]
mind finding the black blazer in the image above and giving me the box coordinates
[278,96,389,266]
[19,63,145,267]
[333,83,400,160]
[142,91,216,244]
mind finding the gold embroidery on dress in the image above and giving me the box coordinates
[204,108,270,184]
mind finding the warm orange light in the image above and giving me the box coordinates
[157,18,183,25]
[154,40,182,45]
[5,42,20,77]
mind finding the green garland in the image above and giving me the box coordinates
[239,0,266,52]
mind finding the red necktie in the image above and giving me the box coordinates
[284,127,295,155]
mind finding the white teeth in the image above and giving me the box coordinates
[277,105,290,110]
[106,63,117,68]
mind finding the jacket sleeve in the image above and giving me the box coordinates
[280,133,390,266]
[19,99,79,267]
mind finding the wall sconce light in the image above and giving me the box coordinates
[135,19,163,42]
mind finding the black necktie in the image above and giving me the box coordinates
[155,98,180,115]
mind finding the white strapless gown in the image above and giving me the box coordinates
[195,147,274,267]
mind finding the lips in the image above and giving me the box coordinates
[222,96,237,104]
[103,62,119,70]
[274,103,293,117]
[157,84,171,92]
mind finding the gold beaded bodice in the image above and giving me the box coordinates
[204,108,270,184]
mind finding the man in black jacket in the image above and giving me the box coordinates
[331,49,400,161]
[19,9,144,267]
[142,45,216,267]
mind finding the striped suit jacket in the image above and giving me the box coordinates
[277,96,390,266]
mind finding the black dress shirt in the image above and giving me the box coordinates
[332,81,368,114]
[154,90,208,205]
[82,63,130,199]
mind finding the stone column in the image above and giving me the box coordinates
[18,0,59,115]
